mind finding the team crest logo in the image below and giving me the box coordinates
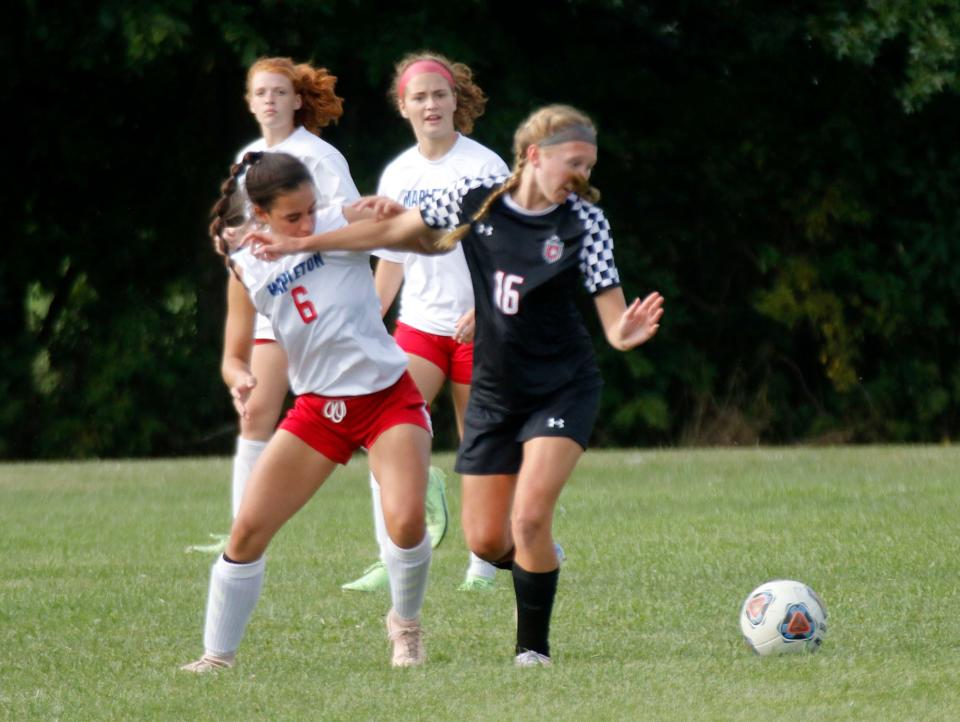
[542,235,563,263]
[745,591,774,627]
[322,400,347,424]
[778,603,816,641]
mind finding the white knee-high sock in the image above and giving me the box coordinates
[370,472,388,557]
[232,437,267,518]
[203,555,266,657]
[382,532,431,620]
[466,552,497,580]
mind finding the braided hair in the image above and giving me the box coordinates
[209,151,314,276]
[436,104,600,250]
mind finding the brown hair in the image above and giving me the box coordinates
[388,51,488,135]
[209,152,314,275]
[246,56,344,134]
[436,104,600,249]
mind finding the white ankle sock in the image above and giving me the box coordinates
[383,533,431,620]
[203,555,265,657]
[466,552,496,580]
[231,437,267,518]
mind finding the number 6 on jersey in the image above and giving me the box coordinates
[292,286,318,324]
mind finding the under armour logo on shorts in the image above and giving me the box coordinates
[547,417,565,429]
[323,400,347,424]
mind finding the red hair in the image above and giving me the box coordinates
[246,57,344,134]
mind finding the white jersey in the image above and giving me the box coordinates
[237,126,362,342]
[374,134,509,336]
[230,208,408,397]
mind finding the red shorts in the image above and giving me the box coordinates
[279,371,431,464]
[394,321,473,385]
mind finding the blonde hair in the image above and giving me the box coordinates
[436,104,600,250]
[246,56,344,134]
[388,51,488,135]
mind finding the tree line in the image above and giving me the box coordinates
[5,0,960,458]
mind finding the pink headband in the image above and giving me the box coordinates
[396,60,455,98]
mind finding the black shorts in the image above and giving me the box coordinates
[455,383,601,475]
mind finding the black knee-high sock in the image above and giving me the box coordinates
[512,563,559,657]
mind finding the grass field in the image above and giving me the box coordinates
[2,446,959,721]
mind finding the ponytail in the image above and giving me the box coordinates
[435,163,524,251]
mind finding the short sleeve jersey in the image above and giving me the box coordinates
[237,126,362,341]
[373,135,509,336]
[420,177,621,411]
[230,207,408,397]
[236,126,361,206]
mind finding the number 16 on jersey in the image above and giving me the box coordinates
[494,270,524,315]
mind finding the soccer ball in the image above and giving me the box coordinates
[739,579,827,656]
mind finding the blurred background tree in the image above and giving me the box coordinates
[4,0,960,458]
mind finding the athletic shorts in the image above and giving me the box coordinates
[279,371,431,465]
[394,321,473,385]
[454,382,601,475]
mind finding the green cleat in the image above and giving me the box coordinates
[458,574,495,592]
[425,466,449,549]
[185,533,229,555]
[341,561,389,592]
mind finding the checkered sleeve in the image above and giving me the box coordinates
[576,201,621,295]
[419,175,507,231]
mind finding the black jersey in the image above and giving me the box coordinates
[420,176,621,412]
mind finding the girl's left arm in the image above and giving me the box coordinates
[594,286,665,351]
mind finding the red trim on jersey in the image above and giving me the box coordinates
[394,321,473,385]
[279,371,431,464]
[254,338,277,345]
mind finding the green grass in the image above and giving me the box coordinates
[2,447,959,721]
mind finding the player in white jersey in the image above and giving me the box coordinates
[341,52,509,594]
[181,151,434,673]
[244,105,665,668]
[188,57,363,555]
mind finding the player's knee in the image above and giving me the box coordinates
[511,514,549,549]
[228,518,269,561]
[239,403,281,440]
[385,511,426,548]
[465,528,511,562]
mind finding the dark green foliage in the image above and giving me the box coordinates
[6,0,960,457]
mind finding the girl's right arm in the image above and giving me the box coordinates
[245,206,446,259]
[221,273,258,418]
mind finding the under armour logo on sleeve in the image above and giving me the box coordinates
[547,417,565,429]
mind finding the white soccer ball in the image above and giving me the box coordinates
[739,579,827,656]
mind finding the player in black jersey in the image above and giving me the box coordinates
[246,104,665,667]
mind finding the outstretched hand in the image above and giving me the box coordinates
[615,291,664,350]
[230,375,257,418]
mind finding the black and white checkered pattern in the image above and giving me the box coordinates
[573,199,620,294]
[420,175,507,230]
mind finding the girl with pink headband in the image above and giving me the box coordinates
[340,51,510,595]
